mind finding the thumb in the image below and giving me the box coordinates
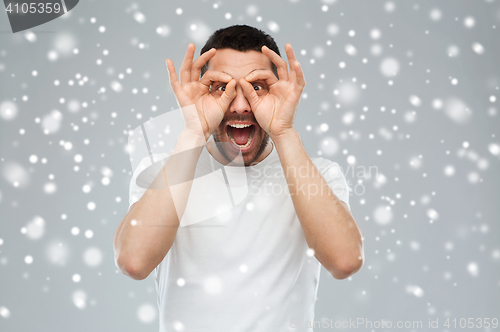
[218,79,237,109]
[239,79,260,111]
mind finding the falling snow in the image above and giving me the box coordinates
[137,303,157,323]
[0,1,499,330]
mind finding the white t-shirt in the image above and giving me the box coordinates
[128,142,350,332]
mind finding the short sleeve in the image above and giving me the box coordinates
[312,158,351,210]
[128,153,169,212]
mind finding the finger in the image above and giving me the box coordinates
[285,44,305,88]
[179,43,195,86]
[218,79,237,110]
[239,78,261,111]
[190,48,217,82]
[285,43,298,84]
[244,69,278,86]
[261,45,289,81]
[166,59,182,95]
[294,61,306,88]
[199,70,233,88]
[166,59,190,106]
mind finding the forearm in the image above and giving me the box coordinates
[272,129,364,279]
[114,129,205,280]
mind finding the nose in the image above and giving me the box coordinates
[228,84,251,115]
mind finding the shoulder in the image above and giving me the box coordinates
[133,153,170,173]
[311,157,343,176]
[130,153,170,188]
[311,157,338,167]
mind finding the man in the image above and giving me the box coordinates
[114,25,364,331]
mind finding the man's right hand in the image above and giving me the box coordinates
[166,43,236,141]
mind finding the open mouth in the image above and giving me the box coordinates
[226,122,256,150]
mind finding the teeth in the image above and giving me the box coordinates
[228,126,255,149]
[229,123,252,128]
[230,136,252,148]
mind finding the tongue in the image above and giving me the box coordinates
[232,126,252,145]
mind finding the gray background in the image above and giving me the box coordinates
[1,0,499,331]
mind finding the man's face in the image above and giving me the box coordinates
[207,48,273,166]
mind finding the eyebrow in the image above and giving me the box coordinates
[222,68,267,78]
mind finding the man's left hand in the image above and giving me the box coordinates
[239,43,305,140]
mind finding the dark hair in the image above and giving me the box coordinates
[200,25,281,79]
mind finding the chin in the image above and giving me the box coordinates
[213,121,269,165]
